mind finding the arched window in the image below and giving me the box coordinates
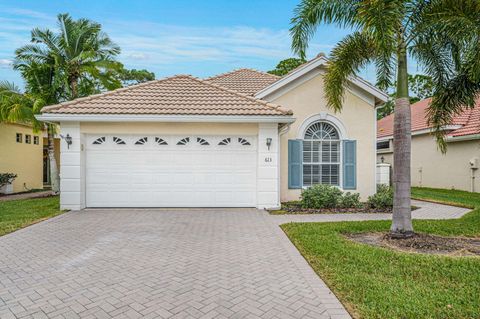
[302,122,340,186]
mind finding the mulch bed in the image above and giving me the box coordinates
[347,232,480,257]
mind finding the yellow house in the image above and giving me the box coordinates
[0,122,60,194]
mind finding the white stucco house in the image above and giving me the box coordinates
[37,55,388,210]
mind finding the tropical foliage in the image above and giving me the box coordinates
[15,13,121,99]
[378,74,434,119]
[268,57,306,76]
[0,13,155,193]
[290,0,480,236]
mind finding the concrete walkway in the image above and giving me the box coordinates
[0,191,53,202]
[268,199,471,225]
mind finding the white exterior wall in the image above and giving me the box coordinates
[58,121,282,210]
[257,123,280,209]
[59,122,84,210]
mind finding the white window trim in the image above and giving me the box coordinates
[296,113,348,140]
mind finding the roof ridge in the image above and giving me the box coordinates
[205,68,280,82]
[41,75,192,112]
[189,75,292,115]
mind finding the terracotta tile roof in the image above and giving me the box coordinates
[377,97,480,138]
[41,75,292,116]
[205,68,280,96]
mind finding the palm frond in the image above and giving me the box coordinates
[290,0,360,58]
[428,74,480,152]
[324,31,376,112]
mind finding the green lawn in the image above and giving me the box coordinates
[0,196,63,236]
[282,187,480,319]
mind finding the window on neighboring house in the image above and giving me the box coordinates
[376,140,390,151]
[302,121,340,187]
[16,133,22,143]
[25,134,31,144]
[33,136,39,145]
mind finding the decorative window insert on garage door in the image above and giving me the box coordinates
[85,135,258,208]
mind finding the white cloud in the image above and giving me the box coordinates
[0,59,12,68]
[0,6,342,80]
[105,21,306,69]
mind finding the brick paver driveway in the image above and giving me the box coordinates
[0,209,349,319]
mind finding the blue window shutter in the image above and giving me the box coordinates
[343,140,357,189]
[288,139,303,189]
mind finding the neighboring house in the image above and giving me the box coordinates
[0,122,54,193]
[37,55,388,210]
[377,97,480,192]
[0,122,61,194]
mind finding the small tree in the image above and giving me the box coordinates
[268,58,307,76]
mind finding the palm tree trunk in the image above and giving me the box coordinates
[47,124,60,194]
[391,43,414,238]
[70,79,78,98]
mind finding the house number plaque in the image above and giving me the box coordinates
[264,157,272,163]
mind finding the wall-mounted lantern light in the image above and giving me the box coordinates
[266,137,272,150]
[61,134,73,149]
[381,156,385,163]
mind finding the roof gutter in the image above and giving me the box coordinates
[446,134,480,142]
[35,114,296,124]
[377,125,463,141]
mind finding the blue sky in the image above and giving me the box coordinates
[0,1,417,87]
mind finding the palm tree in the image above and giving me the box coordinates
[15,13,121,99]
[2,13,123,194]
[290,0,480,238]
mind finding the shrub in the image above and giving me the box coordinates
[367,184,393,208]
[301,184,363,209]
[339,192,361,208]
[301,184,343,208]
[0,173,17,188]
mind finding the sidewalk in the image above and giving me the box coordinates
[268,199,471,225]
[0,190,54,202]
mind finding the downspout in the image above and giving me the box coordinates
[469,158,478,192]
[471,168,475,193]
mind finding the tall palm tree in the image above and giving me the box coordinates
[1,13,123,194]
[15,13,121,99]
[291,0,480,237]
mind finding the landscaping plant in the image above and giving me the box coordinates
[301,184,361,209]
[367,185,394,209]
[0,173,17,189]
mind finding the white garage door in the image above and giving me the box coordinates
[85,135,257,207]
